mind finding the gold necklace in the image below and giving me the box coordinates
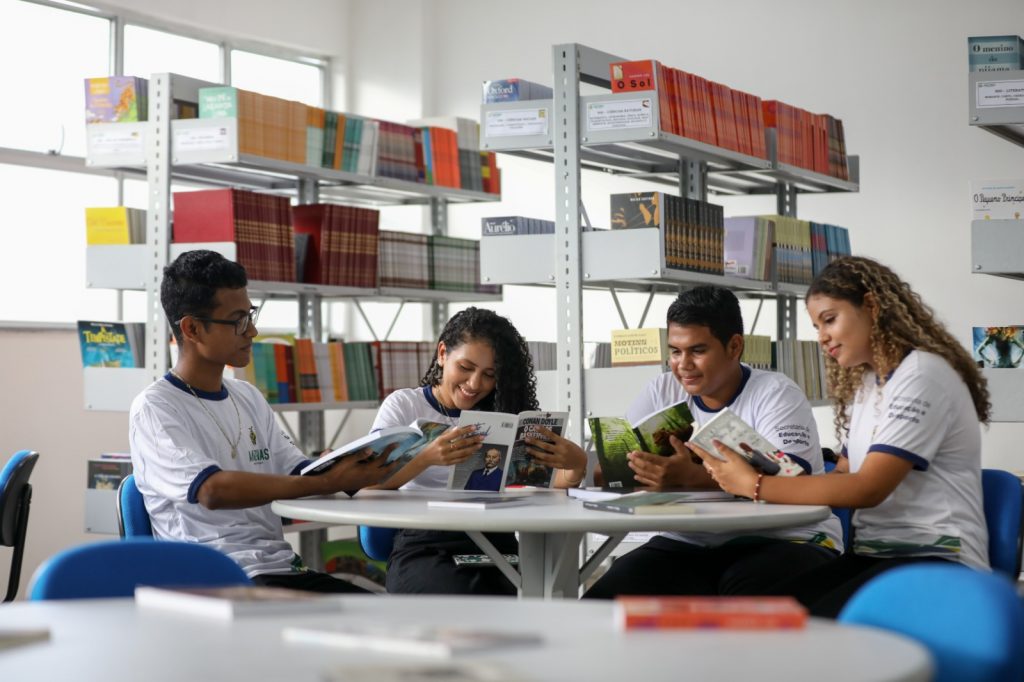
[432,386,456,422]
[170,370,243,459]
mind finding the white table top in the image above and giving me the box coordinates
[271,489,831,534]
[0,595,931,682]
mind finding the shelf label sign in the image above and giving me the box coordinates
[976,79,1024,108]
[484,108,549,137]
[587,99,653,132]
[86,126,145,159]
[174,125,231,155]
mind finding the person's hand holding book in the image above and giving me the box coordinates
[625,434,715,489]
[317,445,402,495]
[686,438,760,499]
[415,425,484,467]
[523,426,587,486]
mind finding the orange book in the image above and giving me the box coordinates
[293,338,322,403]
[615,596,807,630]
[609,60,658,92]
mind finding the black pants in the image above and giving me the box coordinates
[583,535,837,600]
[768,553,954,619]
[252,570,369,593]
[386,529,518,596]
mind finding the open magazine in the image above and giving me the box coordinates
[300,419,449,476]
[589,400,696,488]
[449,410,568,491]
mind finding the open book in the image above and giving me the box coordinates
[589,400,696,488]
[688,408,804,477]
[134,585,344,619]
[448,410,568,491]
[300,419,449,476]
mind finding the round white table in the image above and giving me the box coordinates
[0,595,932,682]
[272,489,831,599]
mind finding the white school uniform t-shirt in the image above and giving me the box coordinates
[129,375,311,578]
[628,366,843,551]
[845,351,988,568]
[371,386,459,490]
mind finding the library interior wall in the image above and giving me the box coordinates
[4,0,1024,597]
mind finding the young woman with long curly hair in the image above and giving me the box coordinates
[370,307,586,595]
[690,256,990,617]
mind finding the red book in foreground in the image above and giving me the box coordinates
[616,596,807,630]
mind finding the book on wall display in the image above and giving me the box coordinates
[85,76,148,123]
[77,321,143,368]
[85,206,146,245]
[447,410,568,491]
[134,585,343,620]
[299,418,450,477]
[86,458,132,490]
[973,326,1024,368]
[283,623,542,658]
[615,595,808,630]
[968,35,1024,72]
[588,401,696,489]
[482,78,553,103]
[971,179,1024,221]
[609,328,669,369]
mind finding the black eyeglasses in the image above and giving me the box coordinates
[178,306,260,336]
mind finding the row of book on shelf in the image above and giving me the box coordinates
[488,56,850,180]
[86,188,500,293]
[85,76,499,194]
[482,193,852,284]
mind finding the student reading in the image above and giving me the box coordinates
[129,250,396,593]
[693,257,990,617]
[584,285,843,599]
[370,307,587,594]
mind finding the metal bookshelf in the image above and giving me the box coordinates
[480,44,858,441]
[969,73,1024,420]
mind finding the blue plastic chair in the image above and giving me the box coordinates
[981,468,1023,578]
[358,525,397,562]
[839,563,1024,682]
[822,459,852,551]
[116,474,153,538]
[1,450,39,602]
[29,539,250,600]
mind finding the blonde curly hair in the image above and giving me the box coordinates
[806,256,990,442]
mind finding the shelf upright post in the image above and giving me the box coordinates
[429,197,449,338]
[775,182,799,342]
[680,159,708,203]
[295,176,326,569]
[144,73,174,383]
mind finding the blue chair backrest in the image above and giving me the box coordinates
[117,474,153,538]
[822,459,852,551]
[982,468,1023,578]
[0,449,39,602]
[29,538,250,600]
[358,525,397,562]
[839,563,1024,682]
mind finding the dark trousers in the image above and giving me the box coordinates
[252,570,369,593]
[768,553,954,618]
[583,535,837,600]
[386,529,518,596]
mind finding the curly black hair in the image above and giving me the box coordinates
[420,307,538,414]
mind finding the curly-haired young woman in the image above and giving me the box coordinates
[370,307,586,595]
[690,256,990,617]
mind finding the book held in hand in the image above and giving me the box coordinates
[283,623,543,658]
[615,595,808,630]
[687,408,803,477]
[300,419,449,477]
[448,410,568,491]
[589,401,696,489]
[427,495,534,511]
[582,491,733,515]
[133,585,343,619]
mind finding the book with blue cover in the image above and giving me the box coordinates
[77,321,141,368]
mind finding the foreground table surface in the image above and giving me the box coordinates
[0,595,931,682]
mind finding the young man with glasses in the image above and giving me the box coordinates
[129,250,396,592]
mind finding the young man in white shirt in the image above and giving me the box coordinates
[130,250,396,592]
[584,285,842,598]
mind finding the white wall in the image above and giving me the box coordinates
[5,0,1024,598]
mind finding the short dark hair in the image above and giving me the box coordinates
[666,285,744,347]
[161,250,248,343]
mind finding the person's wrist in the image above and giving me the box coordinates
[563,469,585,487]
[751,473,765,502]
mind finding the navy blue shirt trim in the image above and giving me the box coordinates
[841,445,848,458]
[693,365,752,413]
[290,461,313,476]
[188,464,222,503]
[870,444,929,471]
[788,453,813,475]
[422,385,461,418]
[164,372,229,401]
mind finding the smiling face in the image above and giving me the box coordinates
[436,338,497,411]
[668,323,743,408]
[806,294,876,369]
